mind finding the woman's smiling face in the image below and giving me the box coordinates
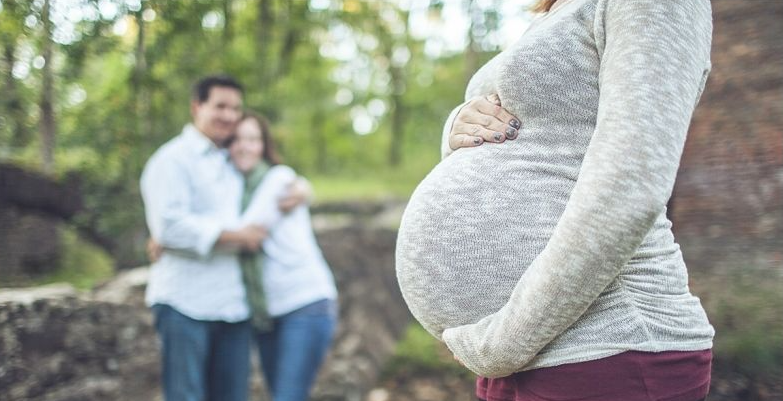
[230,117,264,174]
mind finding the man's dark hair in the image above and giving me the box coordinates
[191,74,244,103]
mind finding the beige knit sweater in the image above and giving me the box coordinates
[396,0,715,378]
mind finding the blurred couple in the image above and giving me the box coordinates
[140,75,338,401]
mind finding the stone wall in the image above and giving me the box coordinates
[0,227,409,401]
[0,284,159,401]
[0,164,82,282]
[0,206,61,281]
[671,0,783,273]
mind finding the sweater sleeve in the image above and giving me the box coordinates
[442,0,712,378]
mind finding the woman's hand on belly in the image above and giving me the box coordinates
[449,94,522,150]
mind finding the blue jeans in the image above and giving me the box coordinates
[152,304,251,401]
[256,299,338,401]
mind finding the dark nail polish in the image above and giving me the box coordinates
[510,119,521,129]
[505,127,518,139]
[473,137,482,145]
[493,132,503,142]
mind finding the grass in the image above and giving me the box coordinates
[694,270,783,377]
[34,226,115,291]
[310,173,420,202]
[382,323,472,379]
[307,155,438,202]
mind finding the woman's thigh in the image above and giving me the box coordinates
[258,299,337,401]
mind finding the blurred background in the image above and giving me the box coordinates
[0,0,780,400]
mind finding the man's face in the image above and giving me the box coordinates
[191,86,243,146]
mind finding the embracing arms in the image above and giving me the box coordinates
[140,157,252,258]
[143,162,309,262]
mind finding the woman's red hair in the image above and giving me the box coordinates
[532,0,558,13]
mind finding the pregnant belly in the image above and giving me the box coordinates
[395,146,575,338]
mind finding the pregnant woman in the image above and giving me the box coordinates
[396,0,715,400]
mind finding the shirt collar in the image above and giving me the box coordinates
[182,124,221,156]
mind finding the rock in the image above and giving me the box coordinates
[0,227,410,401]
[0,164,83,281]
[366,388,390,401]
[0,290,158,401]
[0,283,77,305]
[0,205,61,280]
[91,267,149,307]
[306,227,411,400]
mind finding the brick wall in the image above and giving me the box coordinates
[671,0,783,272]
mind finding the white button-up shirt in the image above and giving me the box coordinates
[140,124,249,322]
[239,165,338,316]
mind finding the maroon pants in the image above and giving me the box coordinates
[475,350,712,401]
[480,399,707,401]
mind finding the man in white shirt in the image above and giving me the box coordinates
[140,75,272,401]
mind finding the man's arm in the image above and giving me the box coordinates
[141,155,261,258]
[215,225,267,253]
[146,224,266,263]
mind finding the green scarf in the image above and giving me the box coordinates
[240,162,272,331]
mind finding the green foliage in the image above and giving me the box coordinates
[0,0,512,268]
[309,149,440,202]
[696,271,783,377]
[35,226,115,290]
[382,323,472,379]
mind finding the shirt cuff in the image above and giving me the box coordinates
[195,220,224,258]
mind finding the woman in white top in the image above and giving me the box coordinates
[230,112,338,401]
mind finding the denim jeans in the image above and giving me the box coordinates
[152,304,251,401]
[256,298,338,401]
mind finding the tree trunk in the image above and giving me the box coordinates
[464,0,480,85]
[134,11,147,81]
[380,8,409,166]
[2,43,29,148]
[277,0,300,77]
[133,9,152,163]
[389,66,405,166]
[312,108,328,171]
[223,0,233,44]
[256,0,274,89]
[39,0,56,173]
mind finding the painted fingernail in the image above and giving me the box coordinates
[510,119,521,129]
[473,137,483,145]
[505,127,518,139]
[493,132,504,142]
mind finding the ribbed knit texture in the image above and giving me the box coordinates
[396,0,715,378]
